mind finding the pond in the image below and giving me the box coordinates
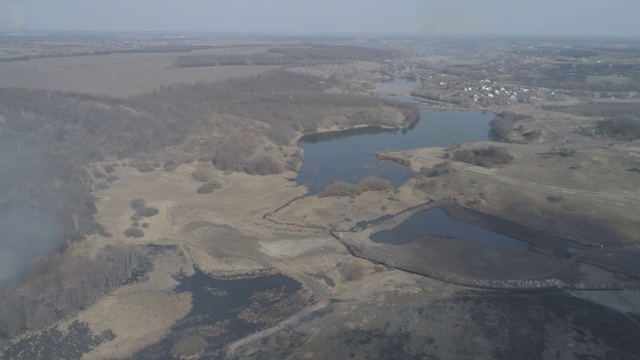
[296,108,495,195]
[371,208,531,251]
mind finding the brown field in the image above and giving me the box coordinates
[0,50,276,97]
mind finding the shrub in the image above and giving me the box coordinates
[163,161,178,172]
[419,161,452,177]
[489,114,515,141]
[132,221,140,227]
[191,170,210,182]
[452,146,514,168]
[522,129,543,141]
[138,207,159,217]
[548,147,576,157]
[124,228,145,238]
[547,195,564,203]
[95,182,110,190]
[104,164,115,173]
[355,176,392,193]
[130,198,147,211]
[137,164,155,173]
[244,155,285,175]
[170,336,207,359]
[320,176,392,197]
[197,181,222,194]
[596,115,640,139]
[375,152,411,166]
[321,181,357,197]
[557,147,576,157]
[106,174,119,183]
[489,112,534,142]
[141,223,150,228]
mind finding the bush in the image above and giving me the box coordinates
[355,176,392,193]
[197,180,222,194]
[130,198,147,211]
[244,155,285,175]
[489,112,534,142]
[320,176,392,197]
[170,336,207,359]
[163,161,178,172]
[106,174,119,183]
[95,182,110,190]
[137,164,155,173]
[522,129,543,141]
[321,181,357,197]
[141,223,150,228]
[596,115,640,139]
[452,146,514,168]
[375,152,411,166]
[104,164,115,173]
[191,170,210,182]
[548,147,576,157]
[557,147,576,157]
[419,161,452,177]
[124,228,145,238]
[138,207,159,217]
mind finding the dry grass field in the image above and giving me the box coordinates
[0,47,276,97]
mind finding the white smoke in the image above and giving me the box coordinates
[0,0,26,32]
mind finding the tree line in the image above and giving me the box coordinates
[0,245,149,339]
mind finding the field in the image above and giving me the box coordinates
[0,50,276,97]
[1,34,640,360]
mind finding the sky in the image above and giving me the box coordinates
[1,0,639,37]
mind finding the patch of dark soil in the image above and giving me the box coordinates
[133,269,307,359]
[2,321,115,360]
[266,291,640,360]
[582,248,640,280]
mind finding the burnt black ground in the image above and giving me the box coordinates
[244,290,640,360]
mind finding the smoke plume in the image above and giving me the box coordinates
[0,0,26,32]
[0,135,65,289]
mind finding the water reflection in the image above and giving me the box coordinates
[371,208,530,251]
[296,108,494,195]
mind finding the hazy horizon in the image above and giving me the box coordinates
[1,0,639,37]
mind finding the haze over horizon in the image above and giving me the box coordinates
[0,0,639,37]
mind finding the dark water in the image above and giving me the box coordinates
[371,208,530,251]
[174,270,302,330]
[296,108,494,194]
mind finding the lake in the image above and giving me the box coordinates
[296,108,494,195]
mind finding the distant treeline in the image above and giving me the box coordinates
[173,44,393,68]
[0,44,215,63]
